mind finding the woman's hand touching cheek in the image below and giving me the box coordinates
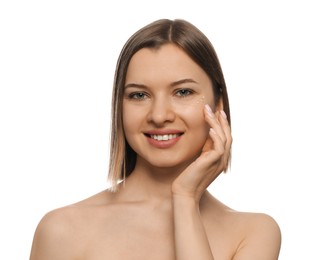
[172,104,232,203]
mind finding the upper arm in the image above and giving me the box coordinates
[29,209,76,260]
[233,214,282,260]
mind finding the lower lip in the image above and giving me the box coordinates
[146,135,182,149]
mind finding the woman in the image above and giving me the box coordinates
[30,19,281,259]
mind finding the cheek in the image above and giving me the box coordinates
[174,95,212,135]
[122,104,147,144]
[122,106,135,137]
[176,103,209,133]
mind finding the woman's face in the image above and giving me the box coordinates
[122,44,216,169]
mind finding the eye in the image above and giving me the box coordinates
[175,88,194,97]
[128,92,148,100]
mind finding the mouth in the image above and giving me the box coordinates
[145,133,183,141]
[143,131,184,148]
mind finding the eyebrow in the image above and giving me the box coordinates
[170,78,198,87]
[124,78,198,89]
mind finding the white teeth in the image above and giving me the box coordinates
[150,134,179,141]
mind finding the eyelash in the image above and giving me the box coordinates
[127,92,149,100]
[175,88,194,97]
[126,88,194,100]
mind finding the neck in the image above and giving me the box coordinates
[115,159,189,203]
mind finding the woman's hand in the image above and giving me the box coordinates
[172,104,232,202]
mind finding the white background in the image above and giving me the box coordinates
[0,0,310,259]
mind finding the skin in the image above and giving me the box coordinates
[30,44,281,260]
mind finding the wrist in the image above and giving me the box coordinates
[172,189,204,203]
[172,193,199,209]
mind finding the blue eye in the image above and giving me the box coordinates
[128,92,148,100]
[176,89,193,97]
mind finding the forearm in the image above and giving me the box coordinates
[173,195,214,260]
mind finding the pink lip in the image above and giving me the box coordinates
[144,129,184,135]
[144,129,184,149]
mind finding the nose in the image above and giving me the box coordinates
[147,98,175,126]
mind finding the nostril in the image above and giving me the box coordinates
[147,107,176,125]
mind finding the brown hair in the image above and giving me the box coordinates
[108,19,231,190]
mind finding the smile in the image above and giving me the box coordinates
[150,134,181,141]
[144,131,183,149]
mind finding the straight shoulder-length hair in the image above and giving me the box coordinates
[108,19,231,190]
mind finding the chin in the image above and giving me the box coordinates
[144,155,198,171]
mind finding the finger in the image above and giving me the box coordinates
[202,136,213,153]
[205,124,231,173]
[204,104,226,144]
[207,128,230,177]
[219,110,232,145]
[207,127,225,159]
[198,127,224,167]
[218,110,233,171]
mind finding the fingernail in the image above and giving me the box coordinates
[205,104,214,118]
[220,110,227,119]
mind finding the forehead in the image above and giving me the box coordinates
[125,44,211,86]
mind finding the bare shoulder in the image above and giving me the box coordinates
[201,193,281,259]
[30,205,80,260]
[235,210,281,241]
[230,211,282,260]
[30,190,113,260]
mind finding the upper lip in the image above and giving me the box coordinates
[144,129,184,135]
